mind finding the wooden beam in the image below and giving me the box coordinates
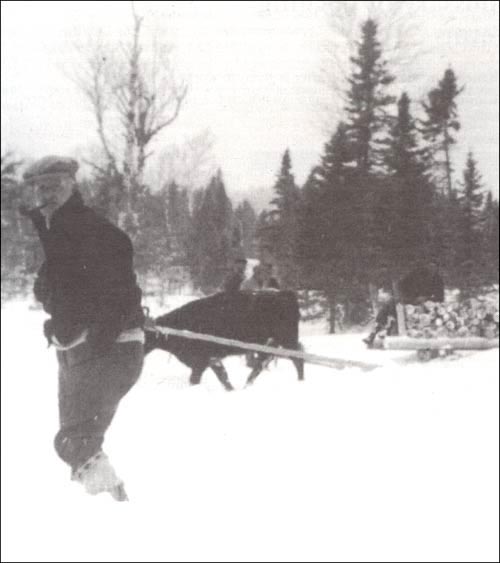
[154,326,381,371]
[395,303,407,336]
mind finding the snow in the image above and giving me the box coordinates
[2,300,499,562]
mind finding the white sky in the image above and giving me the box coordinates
[1,1,499,198]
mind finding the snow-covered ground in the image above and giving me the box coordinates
[2,300,499,562]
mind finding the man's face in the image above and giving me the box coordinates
[34,177,73,215]
[234,260,246,274]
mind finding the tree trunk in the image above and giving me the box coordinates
[444,127,453,198]
[328,293,336,334]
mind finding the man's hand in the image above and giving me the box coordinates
[19,200,51,218]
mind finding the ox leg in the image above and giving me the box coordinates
[245,363,264,386]
[209,359,234,391]
[293,342,305,381]
[189,365,205,386]
[245,338,275,387]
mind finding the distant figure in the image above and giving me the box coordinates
[223,255,247,293]
[363,261,445,347]
[261,262,280,290]
[241,262,280,291]
[241,264,266,291]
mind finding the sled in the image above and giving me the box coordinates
[384,304,499,361]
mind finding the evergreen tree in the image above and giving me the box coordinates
[234,200,257,257]
[298,123,368,330]
[1,153,41,300]
[2,153,24,299]
[481,192,499,285]
[166,181,191,267]
[421,67,464,197]
[267,149,301,288]
[456,152,485,291]
[383,92,433,276]
[345,18,396,176]
[85,167,124,224]
[187,171,234,294]
[342,18,396,292]
[134,186,170,287]
[186,187,205,288]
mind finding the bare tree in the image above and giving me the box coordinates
[71,4,187,222]
[152,129,218,191]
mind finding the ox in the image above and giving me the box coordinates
[144,290,304,390]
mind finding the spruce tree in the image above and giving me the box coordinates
[188,171,234,294]
[421,67,464,198]
[166,181,191,268]
[134,186,170,293]
[268,149,301,288]
[298,123,367,330]
[343,18,396,294]
[383,92,433,276]
[456,152,485,292]
[345,18,396,176]
[234,200,257,257]
[482,192,499,285]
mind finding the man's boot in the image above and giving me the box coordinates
[362,331,377,348]
[73,451,129,502]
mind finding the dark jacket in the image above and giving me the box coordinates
[267,277,280,290]
[33,191,144,351]
[223,271,245,293]
[398,267,445,304]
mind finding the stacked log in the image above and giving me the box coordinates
[403,297,499,339]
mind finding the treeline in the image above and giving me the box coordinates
[257,19,499,328]
[1,157,260,300]
[2,18,498,319]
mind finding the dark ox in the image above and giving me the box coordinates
[144,290,304,390]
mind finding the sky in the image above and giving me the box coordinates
[1,1,499,202]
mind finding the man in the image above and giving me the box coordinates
[261,262,280,290]
[22,156,145,501]
[222,255,247,293]
[363,261,445,347]
[240,264,265,291]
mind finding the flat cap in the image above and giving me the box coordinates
[233,250,247,263]
[23,156,79,182]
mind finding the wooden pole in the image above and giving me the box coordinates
[154,326,381,371]
[395,303,407,336]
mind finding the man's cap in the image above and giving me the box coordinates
[23,156,79,183]
[233,251,247,263]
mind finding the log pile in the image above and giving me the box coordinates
[403,296,499,339]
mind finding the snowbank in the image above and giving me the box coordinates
[2,301,498,562]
